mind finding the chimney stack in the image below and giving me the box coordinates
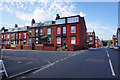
[55,14,60,20]
[15,24,18,28]
[31,19,35,26]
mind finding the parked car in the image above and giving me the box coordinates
[114,46,119,50]
[110,46,113,49]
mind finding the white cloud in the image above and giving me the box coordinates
[0,0,120,2]
[15,2,78,22]
[86,21,116,40]
[79,12,86,17]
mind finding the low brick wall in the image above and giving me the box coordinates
[44,46,56,51]
[35,45,43,50]
[2,45,6,49]
[10,47,16,49]
[16,45,21,50]
[23,45,32,50]
[67,45,82,51]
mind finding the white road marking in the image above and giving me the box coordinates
[109,59,116,76]
[48,61,51,64]
[107,53,110,57]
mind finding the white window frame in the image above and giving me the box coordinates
[47,28,51,35]
[36,29,38,35]
[40,28,42,35]
[67,17,79,23]
[90,37,92,40]
[7,34,9,39]
[63,26,66,34]
[19,33,21,39]
[16,33,18,39]
[57,37,61,44]
[36,38,38,44]
[71,36,76,44]
[57,27,61,34]
[24,33,26,38]
[71,25,76,34]
[11,33,13,39]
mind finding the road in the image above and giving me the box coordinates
[1,47,119,79]
[26,47,118,78]
[2,49,77,78]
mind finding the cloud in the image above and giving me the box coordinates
[79,12,86,17]
[0,0,120,2]
[15,2,78,23]
[86,21,116,40]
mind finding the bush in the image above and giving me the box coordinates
[87,44,92,47]
[5,45,10,49]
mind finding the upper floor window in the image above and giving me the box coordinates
[63,26,66,34]
[57,27,60,34]
[7,34,9,39]
[71,25,76,34]
[90,37,92,40]
[88,33,92,35]
[2,34,3,38]
[29,29,32,36]
[4,34,5,39]
[40,28,42,35]
[16,33,18,39]
[19,33,21,39]
[67,17,79,23]
[57,37,61,44]
[47,28,51,35]
[11,33,13,39]
[56,18,65,24]
[36,29,38,36]
[24,33,26,38]
[71,36,76,44]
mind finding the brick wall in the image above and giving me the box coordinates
[23,45,32,50]
[16,45,21,50]
[35,45,43,50]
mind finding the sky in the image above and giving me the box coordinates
[0,0,119,40]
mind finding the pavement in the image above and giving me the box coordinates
[1,47,119,79]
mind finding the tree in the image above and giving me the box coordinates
[102,40,108,46]
[107,40,113,46]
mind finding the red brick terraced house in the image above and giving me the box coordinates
[2,24,29,49]
[95,36,103,48]
[1,14,87,51]
[87,31,96,48]
[112,35,117,47]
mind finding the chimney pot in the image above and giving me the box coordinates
[15,24,18,28]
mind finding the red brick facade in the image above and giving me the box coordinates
[1,15,87,51]
[87,31,95,48]
[112,35,117,47]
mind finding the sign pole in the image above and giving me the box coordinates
[0,30,8,79]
